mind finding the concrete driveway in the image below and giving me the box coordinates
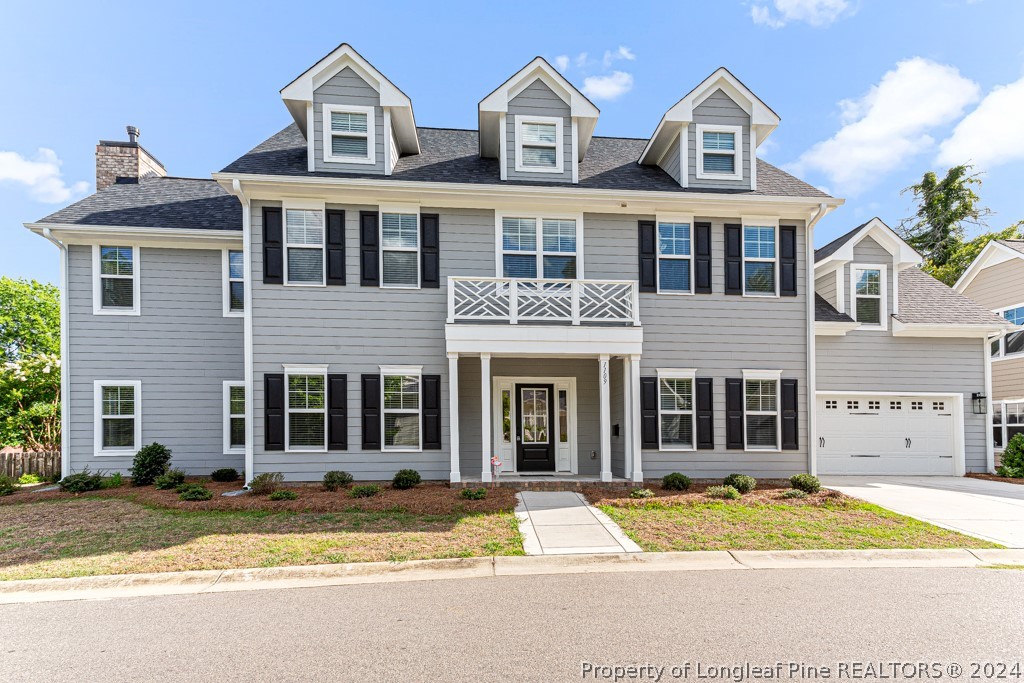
[821,476,1024,548]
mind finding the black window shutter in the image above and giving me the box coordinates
[327,374,348,450]
[694,222,712,294]
[422,374,442,449]
[264,373,285,451]
[781,378,799,450]
[420,213,440,289]
[359,211,379,287]
[638,221,657,292]
[262,207,283,285]
[640,376,658,449]
[361,374,381,450]
[696,377,714,449]
[725,224,742,295]
[326,210,346,286]
[780,225,797,297]
[725,378,744,449]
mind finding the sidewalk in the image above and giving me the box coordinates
[515,491,642,555]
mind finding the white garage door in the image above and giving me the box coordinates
[817,395,957,475]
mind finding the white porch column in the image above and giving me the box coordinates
[599,354,612,482]
[448,353,460,483]
[622,357,633,480]
[480,353,492,483]
[630,354,643,482]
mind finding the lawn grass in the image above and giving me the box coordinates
[0,497,523,581]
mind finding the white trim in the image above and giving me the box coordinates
[514,115,564,174]
[383,108,393,176]
[813,217,922,274]
[498,113,508,181]
[93,380,142,457]
[222,248,244,317]
[814,320,860,336]
[40,229,70,478]
[679,124,689,189]
[571,118,579,184]
[993,399,1024,456]
[223,381,246,455]
[835,267,845,314]
[599,354,612,482]
[379,208,421,289]
[891,321,1005,338]
[322,103,376,165]
[282,201,327,287]
[742,371,781,452]
[283,367,328,454]
[654,215,695,295]
[92,244,140,316]
[656,368,697,452]
[695,123,743,181]
[954,239,1024,292]
[984,337,995,473]
[629,355,643,482]
[494,211,584,279]
[740,218,779,298]
[228,180,254,484]
[990,302,1024,360]
[29,223,243,248]
[492,375,578,475]
[480,353,492,483]
[448,353,461,483]
[306,103,315,173]
[380,366,424,453]
[445,323,643,357]
[850,263,888,331]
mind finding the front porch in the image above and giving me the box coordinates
[452,473,635,490]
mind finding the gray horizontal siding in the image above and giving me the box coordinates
[844,236,893,320]
[312,67,386,175]
[961,258,1024,311]
[815,272,837,310]
[993,357,1024,401]
[659,133,682,186]
[506,79,573,184]
[688,90,752,191]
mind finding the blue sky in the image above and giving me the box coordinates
[4,0,1024,284]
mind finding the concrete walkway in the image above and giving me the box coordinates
[822,476,1024,548]
[515,491,642,555]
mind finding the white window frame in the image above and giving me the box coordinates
[514,115,564,174]
[657,368,697,452]
[656,214,694,295]
[992,302,1024,360]
[92,245,140,315]
[322,103,375,165]
[696,123,743,181]
[223,381,246,455]
[283,365,328,454]
[494,212,584,279]
[993,399,1024,452]
[850,263,888,331]
[379,205,421,290]
[741,217,779,298]
[742,369,782,452]
[222,249,244,317]
[283,200,327,287]
[93,380,142,457]
[380,365,423,453]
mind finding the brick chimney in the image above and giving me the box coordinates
[95,125,167,191]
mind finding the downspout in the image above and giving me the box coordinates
[230,179,255,485]
[984,330,1001,474]
[40,228,70,479]
[805,202,830,476]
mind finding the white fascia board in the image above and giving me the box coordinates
[954,240,1024,292]
[823,218,922,267]
[814,321,860,336]
[891,320,1007,338]
[25,223,242,249]
[445,323,642,357]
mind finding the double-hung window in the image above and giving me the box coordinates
[500,215,579,279]
[993,401,1024,450]
[993,304,1024,358]
[284,206,325,285]
[94,380,141,455]
[658,370,695,450]
[286,370,326,452]
[852,265,886,329]
[515,116,563,173]
[223,381,245,453]
[93,245,139,314]
[323,104,375,164]
[743,225,776,295]
[382,369,421,451]
[696,124,743,180]
[223,249,244,315]
[744,373,779,451]
[381,212,419,288]
[657,220,692,293]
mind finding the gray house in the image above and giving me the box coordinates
[26,44,1009,483]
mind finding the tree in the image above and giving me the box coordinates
[899,164,993,267]
[924,223,1024,287]
[0,277,59,362]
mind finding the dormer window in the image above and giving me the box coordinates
[851,265,887,330]
[515,116,563,173]
[323,104,375,165]
[696,124,743,181]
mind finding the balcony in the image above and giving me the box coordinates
[447,277,640,327]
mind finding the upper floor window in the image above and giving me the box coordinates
[322,104,375,165]
[993,304,1024,358]
[223,249,244,316]
[514,116,563,173]
[93,245,140,315]
[851,264,887,329]
[657,222,692,294]
[381,213,419,288]
[696,124,743,181]
[500,215,579,279]
[284,208,325,286]
[743,226,776,296]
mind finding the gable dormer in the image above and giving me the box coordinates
[639,68,779,192]
[478,57,599,184]
[280,43,419,176]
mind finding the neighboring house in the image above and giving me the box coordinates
[954,239,1024,456]
[24,43,1007,483]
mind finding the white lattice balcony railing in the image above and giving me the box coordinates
[447,277,640,326]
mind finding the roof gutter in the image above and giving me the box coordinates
[40,228,70,480]
[227,180,255,487]
[805,202,831,477]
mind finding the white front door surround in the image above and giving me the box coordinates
[493,376,577,474]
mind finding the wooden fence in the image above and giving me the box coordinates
[0,451,61,479]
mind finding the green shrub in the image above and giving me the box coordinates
[154,469,186,491]
[18,473,42,485]
[102,472,124,489]
[268,489,298,501]
[997,433,1024,478]
[46,472,61,484]
[392,469,422,490]
[211,468,240,483]
[351,484,381,498]
[178,484,213,501]
[781,488,808,499]
[705,485,741,500]
[59,469,105,493]
[0,475,15,497]
[723,473,757,494]
[789,473,821,493]
[661,472,692,491]
[130,443,173,486]
[630,487,655,499]
[459,487,487,500]
[248,472,283,495]
[323,470,354,492]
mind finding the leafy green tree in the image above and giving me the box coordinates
[924,223,1024,287]
[0,277,59,361]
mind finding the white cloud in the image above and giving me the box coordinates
[0,148,89,203]
[936,75,1024,170]
[553,54,570,72]
[574,52,589,69]
[581,71,634,101]
[602,46,636,68]
[751,0,853,28]
[787,57,980,195]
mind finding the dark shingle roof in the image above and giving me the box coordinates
[895,268,1012,327]
[815,294,854,323]
[997,239,1024,255]
[37,177,240,231]
[814,219,871,262]
[220,124,830,198]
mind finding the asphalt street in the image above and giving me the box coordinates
[1,567,1022,682]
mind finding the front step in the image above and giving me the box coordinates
[450,479,636,491]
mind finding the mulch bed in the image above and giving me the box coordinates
[583,482,850,508]
[966,473,1024,486]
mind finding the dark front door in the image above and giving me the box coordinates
[516,384,555,472]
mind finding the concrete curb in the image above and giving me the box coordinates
[2,549,1022,604]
